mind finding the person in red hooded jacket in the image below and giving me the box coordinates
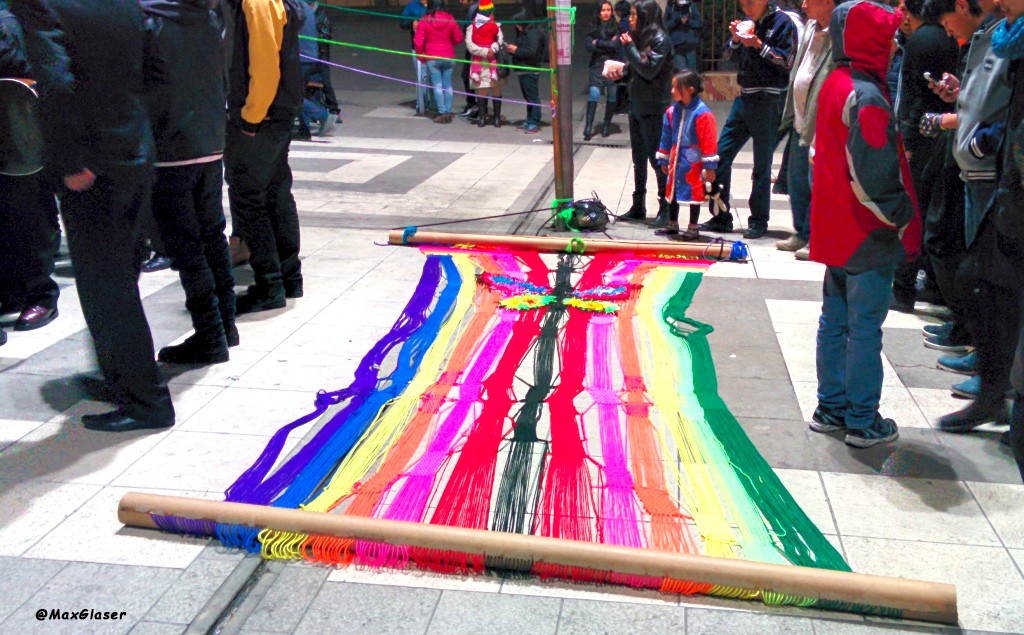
[808,0,922,448]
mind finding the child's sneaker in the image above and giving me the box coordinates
[809,404,846,433]
[844,414,899,449]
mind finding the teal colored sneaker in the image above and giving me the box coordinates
[809,404,847,433]
[845,414,899,449]
[937,350,978,376]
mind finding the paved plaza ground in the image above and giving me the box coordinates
[0,8,1022,635]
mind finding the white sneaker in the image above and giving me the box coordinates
[794,245,810,261]
[775,234,807,251]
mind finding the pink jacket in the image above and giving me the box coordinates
[414,11,464,61]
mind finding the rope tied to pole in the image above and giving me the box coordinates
[565,237,586,254]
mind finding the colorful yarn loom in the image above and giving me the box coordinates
[154,247,859,611]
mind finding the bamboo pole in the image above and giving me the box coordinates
[118,492,957,625]
[387,229,739,259]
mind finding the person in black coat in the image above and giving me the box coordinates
[507,3,545,133]
[613,0,672,224]
[9,0,175,432]
[583,0,622,140]
[0,0,60,338]
[664,0,701,72]
[141,0,236,366]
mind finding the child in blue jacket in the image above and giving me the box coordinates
[656,71,719,240]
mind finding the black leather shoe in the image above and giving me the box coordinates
[284,280,303,299]
[158,334,229,365]
[699,212,734,232]
[82,409,173,432]
[14,305,58,332]
[743,224,768,239]
[236,291,286,315]
[938,400,1010,433]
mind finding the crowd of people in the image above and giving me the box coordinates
[0,0,1020,480]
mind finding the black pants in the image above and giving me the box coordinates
[224,119,302,295]
[1010,292,1024,482]
[61,164,174,421]
[628,109,666,203]
[957,220,1024,402]
[893,139,942,305]
[152,160,235,337]
[924,144,968,343]
[461,51,476,107]
[0,172,59,309]
[322,61,340,114]
[517,72,541,126]
[714,93,784,228]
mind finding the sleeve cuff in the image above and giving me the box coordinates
[760,44,771,58]
[239,118,260,134]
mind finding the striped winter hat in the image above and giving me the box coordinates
[478,0,494,13]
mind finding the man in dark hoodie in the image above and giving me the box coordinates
[223,0,305,315]
[808,0,921,448]
[506,2,545,134]
[141,0,237,366]
[10,0,175,432]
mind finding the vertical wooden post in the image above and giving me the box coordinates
[547,0,574,214]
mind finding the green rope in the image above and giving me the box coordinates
[320,2,552,24]
[302,35,553,73]
[662,272,852,574]
[545,5,576,24]
[565,237,585,254]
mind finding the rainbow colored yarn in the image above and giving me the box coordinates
[156,248,860,611]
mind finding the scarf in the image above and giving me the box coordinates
[993,17,1024,60]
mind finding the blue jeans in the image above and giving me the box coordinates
[518,72,541,126]
[786,132,811,240]
[588,80,616,105]
[425,59,455,114]
[714,93,784,228]
[816,265,896,429]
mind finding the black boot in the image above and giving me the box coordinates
[477,99,489,127]
[492,99,502,128]
[601,104,613,138]
[158,304,229,365]
[652,198,670,228]
[583,101,597,140]
[699,210,735,232]
[622,192,646,223]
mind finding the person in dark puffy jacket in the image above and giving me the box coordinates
[664,0,701,72]
[141,0,237,366]
[614,0,672,225]
[583,1,622,140]
[414,0,463,123]
[507,2,545,134]
[809,0,920,449]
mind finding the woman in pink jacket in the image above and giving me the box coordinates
[414,0,464,123]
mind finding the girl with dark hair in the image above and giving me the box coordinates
[656,71,719,240]
[583,1,622,139]
[617,0,674,225]
[415,0,464,123]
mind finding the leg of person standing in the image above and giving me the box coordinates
[194,160,237,347]
[461,51,477,114]
[744,94,784,239]
[519,71,540,132]
[63,165,175,431]
[624,111,667,222]
[701,97,750,232]
[225,119,298,313]
[440,60,455,118]
[778,131,811,251]
[264,124,303,300]
[601,79,616,137]
[0,172,60,328]
[1009,291,1024,482]
[151,162,232,365]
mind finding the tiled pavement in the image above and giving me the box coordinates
[1,11,1023,635]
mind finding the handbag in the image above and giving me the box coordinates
[496,45,511,79]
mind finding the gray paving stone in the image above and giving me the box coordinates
[686,607,814,634]
[426,590,559,635]
[881,329,956,391]
[712,345,790,381]
[0,556,67,623]
[813,618,958,634]
[127,622,186,635]
[292,581,439,635]
[556,598,686,635]
[242,563,332,633]
[144,552,244,624]
[718,378,804,421]
[760,279,824,302]
[1,562,180,635]
[0,372,82,422]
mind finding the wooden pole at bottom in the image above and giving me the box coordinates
[118,492,958,625]
[387,229,739,260]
